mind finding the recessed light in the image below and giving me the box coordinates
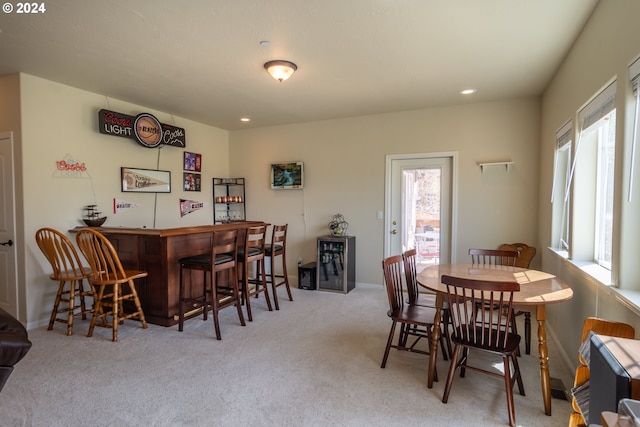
[240,117,251,122]
[259,40,271,47]
[461,89,476,95]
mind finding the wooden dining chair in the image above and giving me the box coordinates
[35,227,94,336]
[380,255,439,374]
[75,228,148,342]
[402,248,451,360]
[569,317,635,427]
[469,248,520,266]
[441,274,525,427]
[498,243,537,354]
[469,248,522,355]
[237,225,272,321]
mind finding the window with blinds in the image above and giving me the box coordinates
[628,57,640,202]
[571,82,616,269]
[551,120,572,251]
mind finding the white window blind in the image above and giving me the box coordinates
[565,82,617,201]
[578,82,616,130]
[551,120,572,203]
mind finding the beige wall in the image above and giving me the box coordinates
[539,0,640,366]
[230,98,541,285]
[8,72,543,328]
[15,73,229,327]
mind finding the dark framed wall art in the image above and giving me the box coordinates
[183,172,201,191]
[184,152,202,172]
[121,167,171,193]
[271,161,304,190]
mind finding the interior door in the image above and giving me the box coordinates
[385,154,454,269]
[0,132,18,316]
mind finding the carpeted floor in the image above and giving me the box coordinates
[1,284,573,426]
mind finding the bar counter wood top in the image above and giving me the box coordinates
[73,222,265,326]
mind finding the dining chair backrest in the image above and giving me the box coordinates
[35,227,89,279]
[75,228,129,284]
[498,243,536,268]
[441,274,519,349]
[402,249,419,305]
[382,255,406,312]
[577,317,635,365]
[469,248,519,267]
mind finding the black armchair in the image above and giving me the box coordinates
[0,307,32,392]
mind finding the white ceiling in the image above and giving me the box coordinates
[0,0,598,130]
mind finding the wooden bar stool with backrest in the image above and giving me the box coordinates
[178,229,245,340]
[402,248,451,360]
[75,228,147,342]
[441,274,525,427]
[498,243,536,354]
[35,227,94,336]
[237,224,272,321]
[265,224,293,310]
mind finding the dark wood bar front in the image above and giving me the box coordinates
[82,222,264,326]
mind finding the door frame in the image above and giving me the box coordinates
[384,152,458,261]
[0,131,19,318]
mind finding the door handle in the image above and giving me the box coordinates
[0,239,13,246]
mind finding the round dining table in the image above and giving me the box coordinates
[417,263,574,416]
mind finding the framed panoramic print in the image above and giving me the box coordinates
[271,161,304,190]
[121,167,171,193]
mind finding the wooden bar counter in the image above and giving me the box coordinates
[78,222,264,327]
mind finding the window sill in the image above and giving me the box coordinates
[549,247,640,315]
[548,248,612,286]
[611,289,640,317]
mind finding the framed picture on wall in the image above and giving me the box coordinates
[271,161,304,190]
[121,167,171,193]
[183,172,201,191]
[184,152,202,172]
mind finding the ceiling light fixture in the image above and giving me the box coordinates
[264,60,297,82]
[461,89,476,95]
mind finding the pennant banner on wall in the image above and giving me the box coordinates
[114,198,141,214]
[180,199,207,217]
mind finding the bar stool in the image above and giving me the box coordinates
[75,228,147,342]
[265,224,293,310]
[238,225,272,321]
[35,227,94,336]
[178,229,245,340]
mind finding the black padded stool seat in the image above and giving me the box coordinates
[180,253,234,266]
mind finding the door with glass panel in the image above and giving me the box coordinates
[385,154,453,270]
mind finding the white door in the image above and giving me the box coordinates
[0,132,18,317]
[385,153,455,268]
